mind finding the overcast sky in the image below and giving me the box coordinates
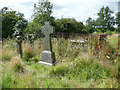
[0,0,119,23]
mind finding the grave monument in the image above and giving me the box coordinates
[28,34,34,49]
[39,21,56,66]
[13,20,23,58]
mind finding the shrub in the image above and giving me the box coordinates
[23,43,35,62]
[8,57,25,73]
[25,56,40,65]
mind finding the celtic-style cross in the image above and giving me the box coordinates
[39,21,56,66]
[41,21,53,51]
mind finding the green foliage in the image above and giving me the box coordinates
[105,30,117,35]
[1,7,28,38]
[24,21,42,34]
[85,17,95,33]
[57,38,68,57]
[0,11,2,40]
[33,0,55,25]
[50,59,110,80]
[116,12,120,32]
[86,6,116,33]
[2,73,14,88]
[26,0,55,34]
[116,12,120,24]
[14,20,28,32]
[1,35,119,88]
[24,56,40,65]
[1,57,118,88]
[55,18,85,33]
[96,6,115,32]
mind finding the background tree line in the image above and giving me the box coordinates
[86,6,118,33]
[1,7,28,39]
[1,0,119,39]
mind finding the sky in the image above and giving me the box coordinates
[0,0,119,23]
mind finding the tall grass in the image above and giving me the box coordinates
[1,40,17,62]
[52,38,82,63]
[1,34,119,88]
[8,57,25,73]
[22,43,36,62]
[1,52,118,88]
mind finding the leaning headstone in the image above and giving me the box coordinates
[28,34,34,49]
[38,21,56,66]
[13,20,23,58]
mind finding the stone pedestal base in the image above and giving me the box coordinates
[38,50,56,66]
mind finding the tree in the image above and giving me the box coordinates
[24,21,42,34]
[1,7,28,38]
[55,18,85,33]
[115,12,120,32]
[96,6,115,32]
[85,17,96,33]
[33,0,55,25]
[0,11,2,40]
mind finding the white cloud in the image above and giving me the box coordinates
[51,0,119,22]
[0,0,119,22]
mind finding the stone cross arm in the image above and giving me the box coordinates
[41,21,53,35]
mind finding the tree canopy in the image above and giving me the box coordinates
[55,18,85,33]
[1,7,28,39]
[1,3,118,38]
[33,0,55,25]
[86,6,116,33]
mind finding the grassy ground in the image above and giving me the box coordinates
[0,34,119,88]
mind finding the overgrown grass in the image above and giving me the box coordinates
[1,53,118,88]
[0,34,119,88]
[107,34,118,49]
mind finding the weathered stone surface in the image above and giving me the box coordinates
[16,36,22,58]
[40,50,55,65]
[39,21,56,66]
[13,20,23,58]
[28,34,34,49]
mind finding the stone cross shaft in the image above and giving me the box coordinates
[39,21,56,66]
[41,22,53,51]
[16,35,22,58]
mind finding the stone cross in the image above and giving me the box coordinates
[14,30,22,58]
[39,21,56,66]
[16,35,22,58]
[14,20,23,58]
[28,34,34,50]
[41,22,53,51]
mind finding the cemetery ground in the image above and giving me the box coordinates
[0,33,119,88]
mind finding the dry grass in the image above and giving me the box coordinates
[22,43,36,61]
[33,39,44,56]
[2,48,15,61]
[8,57,25,73]
[107,34,118,48]
[1,36,119,88]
